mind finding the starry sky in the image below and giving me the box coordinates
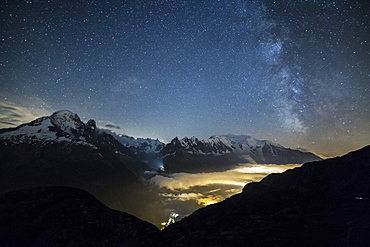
[1,0,369,156]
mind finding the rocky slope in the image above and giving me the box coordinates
[0,186,169,247]
[163,145,370,246]
[160,134,321,173]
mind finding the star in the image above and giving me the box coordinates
[0,0,369,156]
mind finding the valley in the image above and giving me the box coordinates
[0,110,369,246]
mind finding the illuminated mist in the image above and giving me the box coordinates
[150,163,301,228]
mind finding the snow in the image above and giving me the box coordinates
[0,117,56,141]
[50,110,84,135]
[101,129,165,154]
[0,111,97,149]
[174,134,289,163]
[179,134,271,155]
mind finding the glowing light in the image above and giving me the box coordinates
[235,166,285,174]
[160,212,179,230]
[154,163,305,228]
[235,164,301,174]
[203,200,217,206]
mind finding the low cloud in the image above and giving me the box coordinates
[105,124,121,129]
[150,164,300,191]
[151,164,301,224]
[0,99,52,129]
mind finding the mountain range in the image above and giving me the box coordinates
[0,110,322,223]
[1,123,369,245]
[0,110,321,174]
[101,131,322,173]
[159,134,321,173]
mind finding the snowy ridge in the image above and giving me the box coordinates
[161,134,321,166]
[50,110,84,136]
[0,117,58,141]
[178,136,232,155]
[170,134,279,156]
[101,129,165,155]
[0,110,97,148]
[0,110,321,166]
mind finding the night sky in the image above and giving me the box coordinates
[1,0,369,156]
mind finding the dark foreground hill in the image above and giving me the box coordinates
[163,145,370,246]
[0,139,164,225]
[0,186,169,247]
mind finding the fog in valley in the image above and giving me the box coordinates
[149,163,302,228]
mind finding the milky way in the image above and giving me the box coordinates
[1,0,369,155]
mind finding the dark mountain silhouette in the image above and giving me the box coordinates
[163,145,370,246]
[0,186,169,247]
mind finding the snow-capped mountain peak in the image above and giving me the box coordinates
[50,110,85,135]
[0,110,98,145]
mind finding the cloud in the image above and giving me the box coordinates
[151,163,301,191]
[160,192,226,207]
[152,164,301,224]
[0,99,52,129]
[105,124,121,129]
[150,170,251,191]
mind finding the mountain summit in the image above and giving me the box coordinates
[0,110,98,145]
